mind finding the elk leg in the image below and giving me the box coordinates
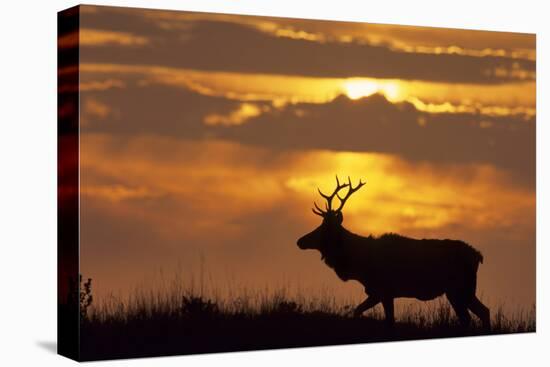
[447,293,471,327]
[353,296,380,318]
[382,298,395,326]
[468,296,491,331]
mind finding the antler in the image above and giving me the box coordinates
[312,175,348,216]
[334,176,366,212]
[312,175,365,217]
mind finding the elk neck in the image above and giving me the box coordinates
[319,226,376,282]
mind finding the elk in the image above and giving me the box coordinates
[297,176,490,329]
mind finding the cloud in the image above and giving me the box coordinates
[79,83,240,137]
[215,94,535,186]
[78,6,535,84]
[80,28,149,46]
[203,103,266,126]
[83,98,111,119]
[76,62,535,119]
[134,6,536,61]
[58,28,149,48]
[80,79,125,91]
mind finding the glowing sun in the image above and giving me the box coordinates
[343,79,401,101]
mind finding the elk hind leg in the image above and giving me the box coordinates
[353,296,379,318]
[468,296,491,331]
[447,293,471,328]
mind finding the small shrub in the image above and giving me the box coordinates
[80,275,93,320]
[180,295,219,318]
[273,300,302,315]
[67,274,93,321]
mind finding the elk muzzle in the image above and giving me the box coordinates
[297,226,322,250]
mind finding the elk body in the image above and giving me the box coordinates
[297,176,490,329]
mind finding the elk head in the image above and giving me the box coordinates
[297,176,365,251]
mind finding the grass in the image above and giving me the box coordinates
[79,276,535,361]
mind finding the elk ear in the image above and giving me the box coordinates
[336,211,344,224]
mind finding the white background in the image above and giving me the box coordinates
[0,0,547,365]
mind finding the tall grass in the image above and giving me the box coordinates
[84,271,535,332]
[79,272,535,361]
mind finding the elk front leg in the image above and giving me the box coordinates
[353,296,380,318]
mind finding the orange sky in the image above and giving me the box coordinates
[71,5,535,313]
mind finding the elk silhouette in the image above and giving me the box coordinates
[297,176,490,329]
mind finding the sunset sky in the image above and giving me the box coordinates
[65,5,535,311]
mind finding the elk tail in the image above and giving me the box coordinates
[466,242,484,266]
[474,249,484,264]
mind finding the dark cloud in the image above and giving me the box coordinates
[81,83,535,188]
[80,84,240,137]
[79,5,534,84]
[212,94,535,186]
